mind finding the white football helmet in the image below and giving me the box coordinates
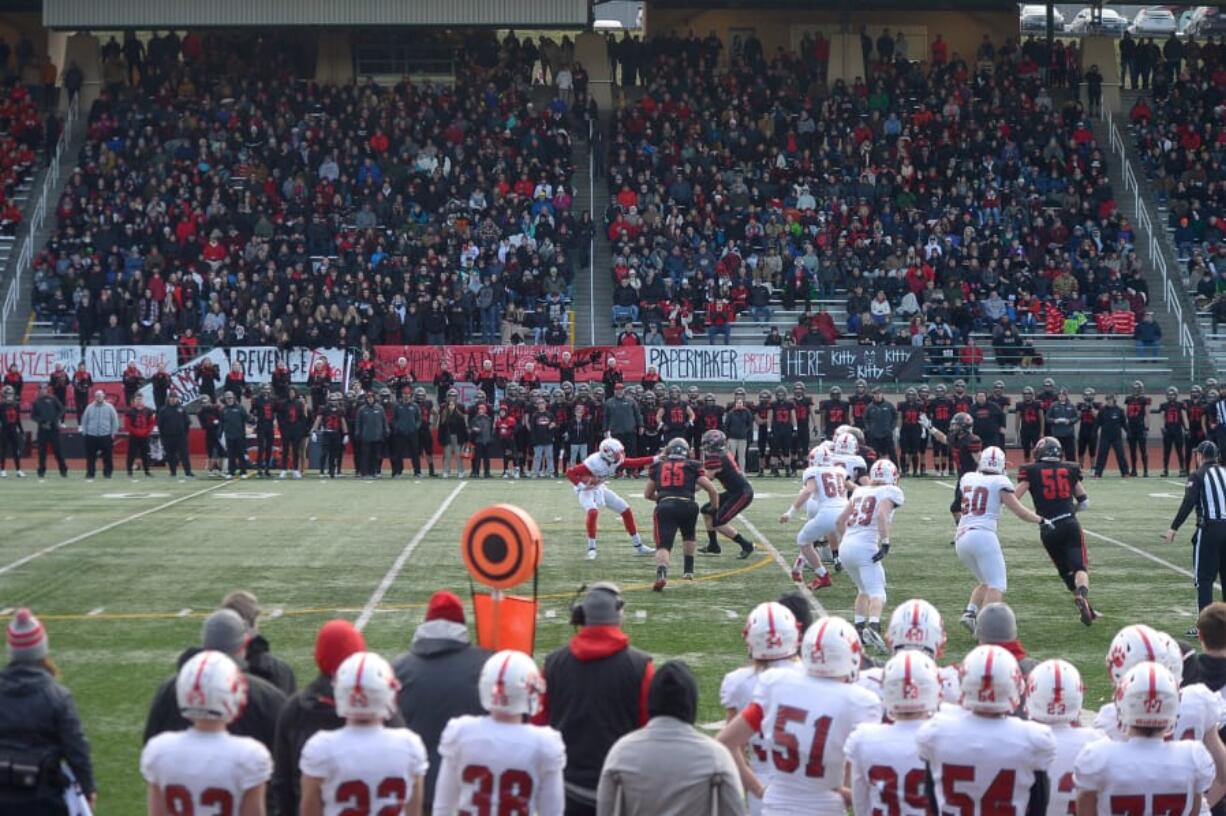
[834,432,859,458]
[176,650,248,723]
[599,437,625,465]
[808,442,835,468]
[1105,624,1164,687]
[1026,659,1084,724]
[1149,629,1185,684]
[887,599,946,658]
[479,650,546,717]
[869,459,899,485]
[743,602,800,662]
[802,616,862,681]
[335,651,400,720]
[882,650,942,718]
[1118,661,1180,733]
[959,644,1024,715]
[978,446,1007,474]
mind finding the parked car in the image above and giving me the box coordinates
[1067,7,1128,35]
[1129,6,1178,35]
[1187,6,1226,38]
[1020,4,1065,32]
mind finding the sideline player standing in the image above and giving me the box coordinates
[844,650,941,815]
[780,443,841,590]
[433,651,565,816]
[718,616,882,816]
[1076,387,1100,469]
[835,458,904,652]
[1125,380,1151,477]
[1015,437,1097,625]
[141,651,272,816]
[1155,386,1187,476]
[698,430,757,559]
[953,446,1052,634]
[565,438,655,561]
[917,645,1056,814]
[299,652,428,816]
[1025,659,1103,816]
[898,388,926,477]
[1013,387,1045,462]
[645,438,719,591]
[719,602,801,816]
[1076,662,1215,815]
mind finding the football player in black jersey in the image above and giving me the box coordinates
[1014,437,1096,625]
[921,411,982,526]
[646,438,719,591]
[819,386,849,441]
[697,430,757,559]
[791,382,814,474]
[1153,386,1187,477]
[898,387,926,477]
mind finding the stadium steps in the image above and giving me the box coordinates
[9,119,88,346]
[569,126,603,346]
[1090,114,1197,383]
[0,161,44,345]
[587,124,615,345]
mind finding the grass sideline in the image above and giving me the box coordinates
[0,472,1199,811]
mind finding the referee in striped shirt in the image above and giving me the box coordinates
[1165,441,1226,628]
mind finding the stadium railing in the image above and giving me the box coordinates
[1102,105,1197,379]
[0,95,78,343]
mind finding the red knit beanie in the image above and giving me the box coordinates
[314,620,365,677]
[425,591,465,624]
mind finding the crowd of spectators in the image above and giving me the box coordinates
[31,31,593,354]
[0,82,43,235]
[1129,45,1226,335]
[601,29,1156,367]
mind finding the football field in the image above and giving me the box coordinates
[0,471,1203,811]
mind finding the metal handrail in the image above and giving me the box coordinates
[1100,104,1195,376]
[0,95,78,342]
[587,117,596,346]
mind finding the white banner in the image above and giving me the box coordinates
[645,345,781,382]
[138,346,350,404]
[0,345,176,382]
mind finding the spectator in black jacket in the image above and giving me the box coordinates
[156,391,193,479]
[392,591,490,807]
[354,390,389,479]
[272,619,405,816]
[1183,603,1226,689]
[221,590,295,696]
[143,609,287,756]
[0,609,94,814]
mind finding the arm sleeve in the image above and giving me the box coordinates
[1172,472,1203,531]
[239,740,274,791]
[432,728,462,816]
[537,764,566,816]
[623,455,656,469]
[298,733,330,779]
[1026,771,1050,816]
[638,660,655,726]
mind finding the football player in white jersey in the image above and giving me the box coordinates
[917,645,1056,814]
[141,650,272,816]
[835,458,904,653]
[564,437,657,560]
[954,446,1052,634]
[1076,662,1216,816]
[859,598,961,705]
[718,616,883,816]
[779,443,843,591]
[434,650,566,816]
[1025,659,1103,816]
[826,428,870,569]
[299,651,428,816]
[1091,624,1226,801]
[845,650,942,815]
[720,602,803,816]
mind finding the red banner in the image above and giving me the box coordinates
[373,345,644,383]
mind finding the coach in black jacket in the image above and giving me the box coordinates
[156,392,194,478]
[536,582,654,816]
[143,609,286,754]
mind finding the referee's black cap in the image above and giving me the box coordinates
[1197,440,1220,462]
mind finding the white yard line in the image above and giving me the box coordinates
[936,481,1213,589]
[355,481,468,631]
[0,482,229,578]
[739,516,826,616]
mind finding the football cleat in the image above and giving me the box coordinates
[737,547,754,559]
[634,544,654,556]
[682,572,695,581]
[861,626,888,655]
[1075,595,1094,627]
[699,545,722,556]
[653,567,667,592]
[959,610,977,634]
[585,548,597,561]
[808,573,833,591]
[790,558,804,583]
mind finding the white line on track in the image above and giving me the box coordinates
[355,481,468,631]
[0,482,229,578]
[86,607,105,616]
[1167,480,1188,488]
[935,481,1216,589]
[739,516,826,616]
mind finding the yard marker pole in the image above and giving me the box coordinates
[355,481,468,630]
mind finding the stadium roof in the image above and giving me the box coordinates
[43,0,588,29]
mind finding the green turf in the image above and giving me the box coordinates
[0,470,1200,811]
